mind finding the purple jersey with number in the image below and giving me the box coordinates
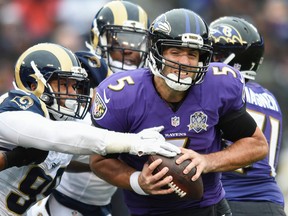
[222,81,284,206]
[91,62,245,215]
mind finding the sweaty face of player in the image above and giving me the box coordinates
[109,46,141,67]
[106,31,148,72]
[49,78,78,108]
[162,47,199,80]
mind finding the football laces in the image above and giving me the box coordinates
[168,181,187,198]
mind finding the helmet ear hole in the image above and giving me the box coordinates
[29,82,37,91]
[40,93,53,106]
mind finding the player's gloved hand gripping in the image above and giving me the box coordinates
[105,126,180,157]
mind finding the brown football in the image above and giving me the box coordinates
[148,153,203,200]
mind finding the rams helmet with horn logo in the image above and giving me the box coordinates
[90,1,149,72]
[14,43,91,120]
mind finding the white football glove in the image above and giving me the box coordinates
[137,126,166,141]
[105,126,180,157]
[130,126,180,157]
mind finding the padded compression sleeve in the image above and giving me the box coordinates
[219,107,257,142]
[0,111,179,157]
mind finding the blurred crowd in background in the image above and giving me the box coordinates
[0,0,288,212]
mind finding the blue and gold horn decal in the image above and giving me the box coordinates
[106,1,148,28]
[14,43,76,97]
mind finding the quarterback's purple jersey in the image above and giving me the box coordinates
[91,62,245,215]
[222,81,284,206]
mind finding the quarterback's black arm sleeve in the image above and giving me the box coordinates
[218,106,257,142]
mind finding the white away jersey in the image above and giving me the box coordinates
[0,90,73,215]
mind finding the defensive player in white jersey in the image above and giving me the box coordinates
[0,43,180,216]
[30,1,151,216]
[210,16,286,215]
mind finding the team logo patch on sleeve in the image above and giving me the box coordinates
[187,111,208,133]
[11,96,34,110]
[92,92,107,120]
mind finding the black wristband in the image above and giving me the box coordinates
[3,148,27,168]
[3,147,48,168]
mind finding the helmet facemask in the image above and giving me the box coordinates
[89,1,149,72]
[40,68,91,121]
[97,25,149,73]
[149,38,212,91]
[14,43,92,121]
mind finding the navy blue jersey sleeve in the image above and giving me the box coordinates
[0,90,48,117]
[75,51,110,88]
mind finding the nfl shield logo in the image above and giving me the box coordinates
[171,116,180,127]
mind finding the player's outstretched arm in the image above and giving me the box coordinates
[0,111,180,157]
[105,126,180,157]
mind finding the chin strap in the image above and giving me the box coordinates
[223,53,236,65]
[166,73,192,91]
[149,53,191,92]
[240,70,256,80]
[85,41,94,52]
[223,53,256,80]
[31,61,47,87]
[49,100,78,121]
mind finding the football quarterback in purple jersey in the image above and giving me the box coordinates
[0,43,178,216]
[89,9,268,216]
